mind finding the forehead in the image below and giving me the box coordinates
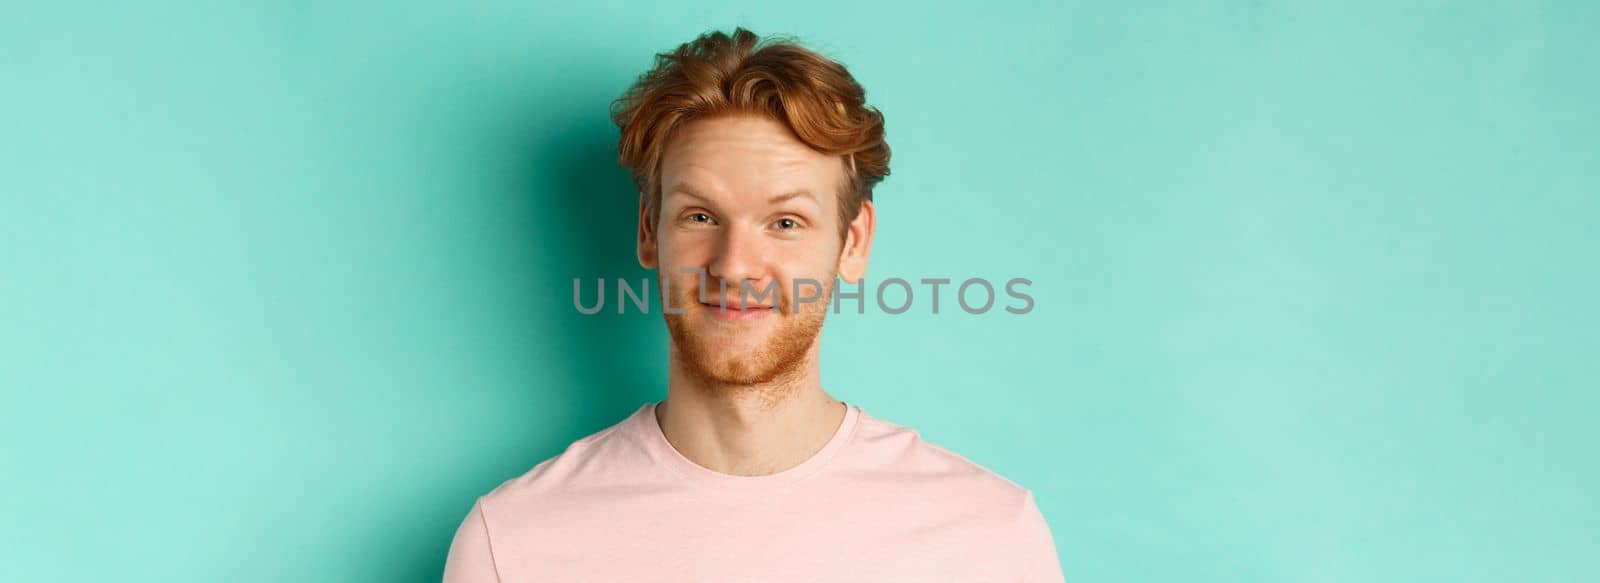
[660,115,843,199]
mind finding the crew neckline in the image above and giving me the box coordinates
[635,399,862,493]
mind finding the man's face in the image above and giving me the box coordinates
[639,115,874,386]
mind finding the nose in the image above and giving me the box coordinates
[706,224,767,292]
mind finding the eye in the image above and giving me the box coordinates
[772,217,800,230]
[684,212,715,224]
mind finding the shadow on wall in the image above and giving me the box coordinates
[388,80,663,582]
[536,107,664,427]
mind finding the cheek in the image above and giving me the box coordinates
[769,245,843,288]
[655,233,709,268]
[778,236,843,268]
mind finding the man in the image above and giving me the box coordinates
[443,28,1064,582]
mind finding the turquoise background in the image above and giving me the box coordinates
[3,1,1596,581]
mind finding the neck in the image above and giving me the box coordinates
[656,349,846,477]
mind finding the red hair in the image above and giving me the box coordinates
[611,28,891,234]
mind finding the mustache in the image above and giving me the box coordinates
[668,279,797,312]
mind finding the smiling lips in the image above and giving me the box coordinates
[699,299,776,320]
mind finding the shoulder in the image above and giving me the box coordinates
[849,410,1061,575]
[475,410,651,514]
[844,408,1037,512]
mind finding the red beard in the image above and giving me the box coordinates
[662,276,833,387]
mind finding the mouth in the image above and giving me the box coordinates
[698,300,776,321]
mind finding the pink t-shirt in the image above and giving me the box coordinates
[443,401,1065,582]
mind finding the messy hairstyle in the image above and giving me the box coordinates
[611,28,891,235]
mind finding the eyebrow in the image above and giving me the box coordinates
[665,185,819,206]
[665,184,709,202]
[767,190,817,205]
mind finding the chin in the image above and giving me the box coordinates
[690,328,773,358]
[662,291,827,387]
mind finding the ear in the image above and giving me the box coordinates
[837,200,875,283]
[636,192,658,269]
